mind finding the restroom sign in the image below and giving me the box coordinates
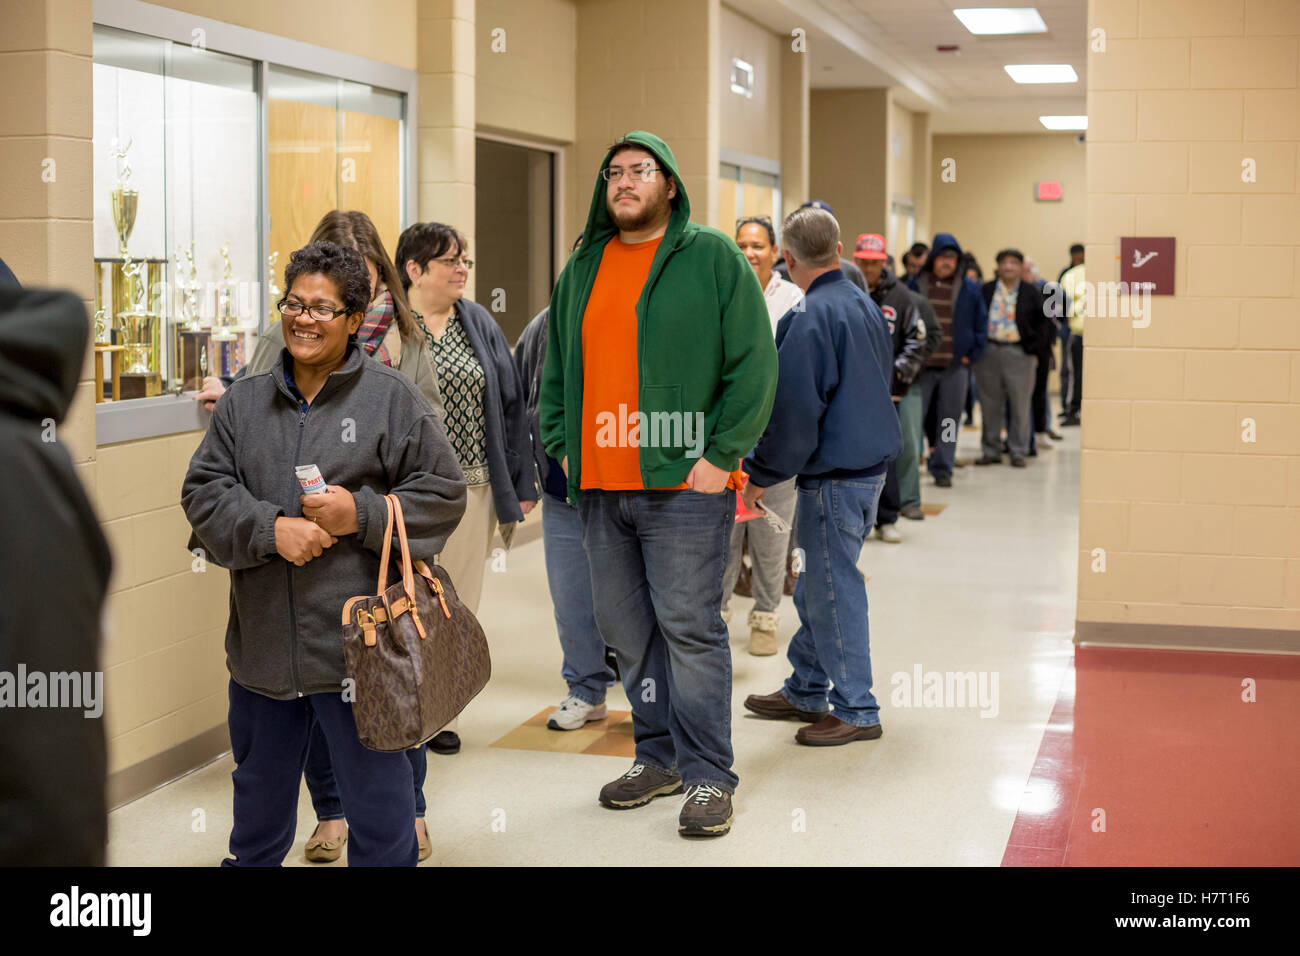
[1120,236,1175,295]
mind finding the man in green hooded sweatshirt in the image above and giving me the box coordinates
[540,132,777,837]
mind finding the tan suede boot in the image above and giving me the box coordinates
[748,610,780,656]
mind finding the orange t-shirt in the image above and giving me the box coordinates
[579,235,744,492]
[581,236,661,490]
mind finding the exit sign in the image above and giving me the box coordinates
[1036,181,1063,201]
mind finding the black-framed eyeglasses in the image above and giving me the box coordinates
[277,298,349,321]
[602,163,663,183]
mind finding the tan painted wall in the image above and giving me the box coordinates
[719,5,781,163]
[1078,0,1300,640]
[149,0,418,69]
[476,0,576,144]
[930,133,1086,278]
[809,88,889,246]
[571,0,719,235]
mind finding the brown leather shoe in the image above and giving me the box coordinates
[795,715,883,746]
[744,690,825,722]
[733,561,753,598]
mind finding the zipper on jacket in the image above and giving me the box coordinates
[286,403,309,697]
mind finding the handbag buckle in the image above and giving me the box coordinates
[431,578,451,619]
[356,607,378,647]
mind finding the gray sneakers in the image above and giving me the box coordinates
[678,785,733,837]
[598,763,684,809]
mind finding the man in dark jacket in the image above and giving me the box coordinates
[853,234,936,540]
[907,232,989,487]
[0,286,112,866]
[975,249,1050,467]
[741,207,901,746]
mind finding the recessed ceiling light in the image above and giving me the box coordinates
[1005,64,1079,84]
[954,8,1048,35]
[1039,115,1088,130]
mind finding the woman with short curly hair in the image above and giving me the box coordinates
[182,240,467,867]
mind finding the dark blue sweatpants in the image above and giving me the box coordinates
[223,679,418,867]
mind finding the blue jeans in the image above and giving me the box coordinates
[304,718,427,819]
[920,364,971,480]
[543,492,615,704]
[224,679,417,866]
[781,475,884,727]
[578,488,737,792]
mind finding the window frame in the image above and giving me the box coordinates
[92,0,417,445]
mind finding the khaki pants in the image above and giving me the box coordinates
[434,481,497,732]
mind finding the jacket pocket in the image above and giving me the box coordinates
[639,384,685,455]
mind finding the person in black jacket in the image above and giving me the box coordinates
[0,283,112,865]
[395,221,536,756]
[853,234,937,540]
[974,249,1050,467]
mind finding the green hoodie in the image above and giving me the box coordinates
[540,130,778,501]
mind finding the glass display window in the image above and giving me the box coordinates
[93,24,258,399]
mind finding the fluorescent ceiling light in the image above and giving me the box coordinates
[954,8,1048,35]
[1005,64,1079,84]
[1039,115,1088,130]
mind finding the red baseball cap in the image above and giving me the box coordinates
[854,233,887,260]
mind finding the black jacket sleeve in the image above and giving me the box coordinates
[894,295,928,387]
[487,318,537,504]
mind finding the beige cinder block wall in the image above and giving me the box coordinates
[930,133,1086,277]
[571,0,720,237]
[45,0,424,805]
[419,0,477,298]
[719,5,782,162]
[1077,0,1300,651]
[810,88,889,244]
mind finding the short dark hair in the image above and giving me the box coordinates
[394,222,465,291]
[996,248,1024,265]
[908,242,929,258]
[735,216,777,246]
[1069,242,1085,255]
[282,241,370,317]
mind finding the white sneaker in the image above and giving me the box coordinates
[547,695,608,731]
[877,524,902,543]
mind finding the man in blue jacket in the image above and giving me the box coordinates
[907,233,988,487]
[740,206,902,745]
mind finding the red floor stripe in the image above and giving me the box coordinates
[1003,645,1300,866]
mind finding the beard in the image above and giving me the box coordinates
[608,184,672,232]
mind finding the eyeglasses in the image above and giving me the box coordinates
[431,255,474,270]
[602,164,663,183]
[278,298,349,321]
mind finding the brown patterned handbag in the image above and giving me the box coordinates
[341,494,491,752]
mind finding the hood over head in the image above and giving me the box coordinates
[0,288,89,423]
[575,130,691,259]
[922,232,964,274]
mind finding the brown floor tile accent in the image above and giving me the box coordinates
[920,503,948,516]
[491,707,636,758]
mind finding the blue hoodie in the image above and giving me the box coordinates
[906,232,988,365]
[743,269,901,488]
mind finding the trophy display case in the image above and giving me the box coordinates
[92,25,259,403]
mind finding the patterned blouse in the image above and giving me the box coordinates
[418,306,490,486]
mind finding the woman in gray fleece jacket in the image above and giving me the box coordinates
[182,241,466,867]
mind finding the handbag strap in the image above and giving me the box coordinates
[375,493,396,595]
[386,493,416,601]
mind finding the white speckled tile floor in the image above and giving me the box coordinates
[107,423,1078,866]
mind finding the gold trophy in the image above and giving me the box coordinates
[107,138,162,397]
[213,242,236,341]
